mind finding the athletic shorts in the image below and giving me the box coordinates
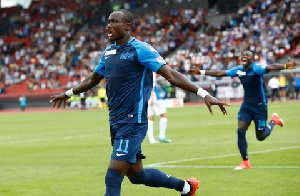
[110,123,147,163]
[100,97,106,102]
[238,102,268,131]
[148,99,167,116]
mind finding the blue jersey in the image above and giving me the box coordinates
[19,96,26,107]
[94,37,166,124]
[226,62,267,105]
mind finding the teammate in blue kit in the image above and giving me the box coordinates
[50,9,229,196]
[189,51,298,170]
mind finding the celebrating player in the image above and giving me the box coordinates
[189,51,298,170]
[50,9,229,196]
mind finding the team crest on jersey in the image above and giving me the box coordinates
[120,52,134,60]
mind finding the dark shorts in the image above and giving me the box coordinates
[238,103,268,131]
[100,97,106,102]
[279,87,286,91]
[110,123,147,163]
[80,98,86,105]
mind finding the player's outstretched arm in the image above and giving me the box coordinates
[157,65,229,115]
[188,67,227,77]
[266,57,299,72]
[50,72,104,109]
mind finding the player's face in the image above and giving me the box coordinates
[106,12,129,42]
[241,51,253,67]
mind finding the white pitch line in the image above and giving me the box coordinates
[150,165,300,169]
[145,146,300,167]
[0,133,101,144]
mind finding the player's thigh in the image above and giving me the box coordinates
[238,104,252,129]
[110,123,147,164]
[253,106,268,131]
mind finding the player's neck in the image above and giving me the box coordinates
[116,34,131,46]
[243,63,251,69]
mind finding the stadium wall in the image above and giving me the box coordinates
[0,97,51,110]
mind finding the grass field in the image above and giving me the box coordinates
[0,101,300,196]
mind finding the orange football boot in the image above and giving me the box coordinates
[271,113,284,127]
[181,177,199,196]
[234,160,251,170]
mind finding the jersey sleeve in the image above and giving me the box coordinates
[132,42,166,72]
[252,62,267,75]
[225,67,239,77]
[94,50,107,76]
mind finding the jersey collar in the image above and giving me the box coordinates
[111,36,135,49]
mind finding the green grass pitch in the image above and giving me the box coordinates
[0,102,299,196]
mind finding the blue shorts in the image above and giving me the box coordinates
[238,103,268,131]
[110,123,147,164]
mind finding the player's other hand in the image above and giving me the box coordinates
[188,67,201,75]
[50,93,70,109]
[204,94,230,115]
[286,57,299,69]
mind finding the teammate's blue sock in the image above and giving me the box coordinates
[129,168,184,191]
[258,120,275,141]
[105,168,124,196]
[237,128,248,160]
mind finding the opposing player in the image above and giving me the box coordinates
[50,9,229,195]
[189,51,298,170]
[147,73,171,144]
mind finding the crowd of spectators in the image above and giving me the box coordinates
[0,0,107,93]
[0,0,298,96]
[0,0,205,94]
[120,0,195,10]
[165,0,299,76]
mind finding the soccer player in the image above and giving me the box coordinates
[98,85,108,110]
[189,51,298,170]
[147,73,171,144]
[50,9,229,195]
[19,95,27,111]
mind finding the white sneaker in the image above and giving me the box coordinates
[149,140,159,144]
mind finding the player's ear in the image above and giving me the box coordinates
[125,23,132,31]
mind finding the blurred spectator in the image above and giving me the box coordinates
[19,95,27,111]
[231,77,240,100]
[294,73,300,99]
[268,76,280,102]
[279,74,287,101]
[290,43,300,58]
[210,80,217,98]
[80,92,87,110]
[97,85,107,110]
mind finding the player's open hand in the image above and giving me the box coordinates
[204,94,230,115]
[188,67,201,75]
[286,57,299,69]
[50,93,70,109]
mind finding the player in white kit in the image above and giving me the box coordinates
[147,73,171,144]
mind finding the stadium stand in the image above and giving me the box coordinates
[0,0,299,109]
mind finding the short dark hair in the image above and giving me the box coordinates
[116,9,134,23]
